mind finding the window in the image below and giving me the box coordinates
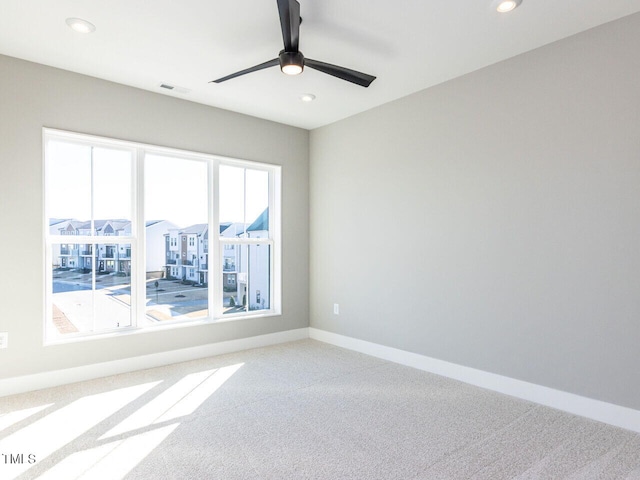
[144,153,208,320]
[44,129,281,343]
[219,165,273,314]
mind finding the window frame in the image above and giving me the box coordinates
[43,128,281,344]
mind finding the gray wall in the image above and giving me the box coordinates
[310,13,640,410]
[0,54,309,379]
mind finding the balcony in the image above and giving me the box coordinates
[81,250,92,256]
[166,259,177,265]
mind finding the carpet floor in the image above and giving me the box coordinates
[1,339,639,479]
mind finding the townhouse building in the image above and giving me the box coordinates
[161,208,269,311]
[51,219,130,273]
[51,219,174,276]
[165,224,208,284]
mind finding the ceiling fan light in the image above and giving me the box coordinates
[282,64,303,75]
[279,50,304,76]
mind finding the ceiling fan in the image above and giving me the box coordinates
[211,0,376,87]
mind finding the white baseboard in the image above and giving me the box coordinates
[309,327,640,433]
[5,326,639,434]
[0,328,309,398]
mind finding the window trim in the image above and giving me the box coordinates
[43,128,282,345]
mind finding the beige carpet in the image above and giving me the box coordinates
[1,339,639,479]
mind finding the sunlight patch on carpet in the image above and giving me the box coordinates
[0,382,159,479]
[101,363,243,439]
[38,423,180,480]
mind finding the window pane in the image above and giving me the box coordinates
[50,243,132,338]
[219,166,269,237]
[245,169,269,237]
[95,243,132,329]
[223,244,270,314]
[52,255,93,338]
[223,243,244,314]
[248,244,270,311]
[145,154,208,320]
[47,142,133,235]
[47,141,91,227]
[93,147,133,225]
[219,165,244,228]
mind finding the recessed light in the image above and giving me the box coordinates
[65,18,96,34]
[493,0,522,13]
[300,94,316,102]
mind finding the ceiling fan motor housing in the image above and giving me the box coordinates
[279,50,305,74]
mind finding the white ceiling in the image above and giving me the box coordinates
[2,0,640,130]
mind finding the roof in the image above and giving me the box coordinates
[246,208,268,232]
[180,223,208,235]
[49,218,68,226]
[220,222,247,237]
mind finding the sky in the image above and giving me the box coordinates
[47,141,269,229]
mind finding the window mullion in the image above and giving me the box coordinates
[272,168,281,313]
[134,148,145,328]
[211,160,221,319]
[90,146,96,334]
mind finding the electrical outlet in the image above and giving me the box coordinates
[0,332,8,349]
[333,304,340,315]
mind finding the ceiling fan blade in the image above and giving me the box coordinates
[305,58,376,87]
[277,0,300,52]
[210,58,279,83]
